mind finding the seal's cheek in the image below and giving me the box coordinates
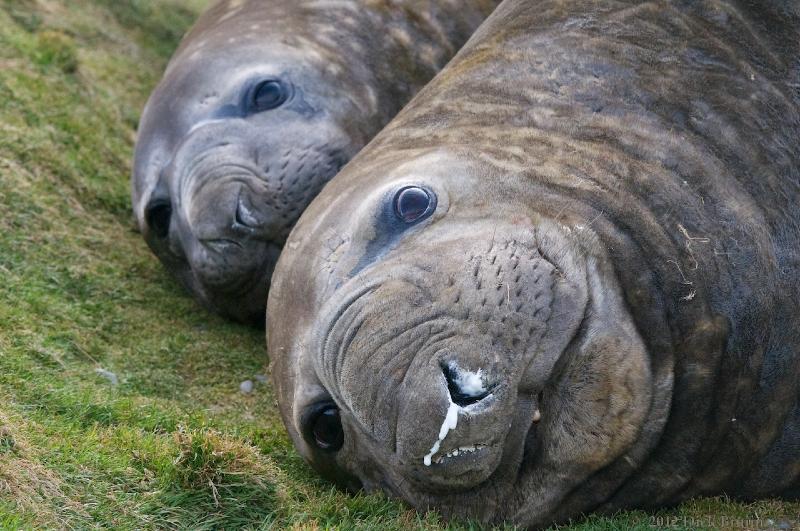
[543,326,652,469]
[515,254,653,510]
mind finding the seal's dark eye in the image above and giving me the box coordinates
[310,405,344,452]
[145,199,172,239]
[252,80,288,111]
[395,186,433,223]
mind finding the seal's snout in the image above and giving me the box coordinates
[191,180,282,243]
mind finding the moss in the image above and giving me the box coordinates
[33,30,78,73]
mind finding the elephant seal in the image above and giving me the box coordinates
[132,0,500,324]
[267,0,800,526]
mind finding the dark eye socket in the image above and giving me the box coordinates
[251,80,289,111]
[306,403,344,452]
[394,186,434,223]
[145,200,172,239]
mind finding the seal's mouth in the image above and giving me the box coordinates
[430,444,488,465]
[182,235,281,324]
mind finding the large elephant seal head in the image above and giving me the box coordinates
[268,148,655,523]
[132,3,376,323]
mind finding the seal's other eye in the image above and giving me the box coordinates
[145,200,172,239]
[304,402,344,452]
[395,186,434,223]
[251,80,289,111]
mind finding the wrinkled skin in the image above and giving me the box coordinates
[132,0,500,324]
[268,0,800,527]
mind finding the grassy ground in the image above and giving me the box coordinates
[0,1,797,529]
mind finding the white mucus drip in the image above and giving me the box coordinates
[423,399,460,466]
[422,362,487,466]
[423,364,490,466]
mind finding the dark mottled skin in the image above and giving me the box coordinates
[267,0,800,527]
[132,0,499,323]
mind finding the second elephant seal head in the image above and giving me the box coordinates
[133,3,384,323]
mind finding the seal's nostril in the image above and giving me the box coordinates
[442,362,493,407]
[234,193,261,230]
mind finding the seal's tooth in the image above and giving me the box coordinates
[437,444,487,461]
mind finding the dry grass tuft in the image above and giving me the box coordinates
[0,410,90,526]
[171,427,276,506]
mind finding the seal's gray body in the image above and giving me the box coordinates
[132,0,499,323]
[268,0,800,526]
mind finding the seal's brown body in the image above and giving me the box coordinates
[268,0,800,526]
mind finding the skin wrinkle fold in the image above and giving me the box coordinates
[362,322,433,437]
[342,311,447,414]
[325,296,370,405]
[371,322,449,425]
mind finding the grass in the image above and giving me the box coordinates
[0,1,797,529]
